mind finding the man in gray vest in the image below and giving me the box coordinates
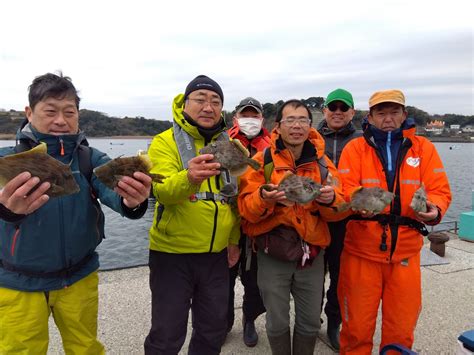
[317,88,361,351]
[145,75,241,355]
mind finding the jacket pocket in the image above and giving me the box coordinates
[155,204,172,234]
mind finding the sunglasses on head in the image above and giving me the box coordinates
[327,102,350,112]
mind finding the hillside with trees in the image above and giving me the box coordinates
[1,99,473,139]
[0,109,172,138]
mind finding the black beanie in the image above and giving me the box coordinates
[184,75,224,103]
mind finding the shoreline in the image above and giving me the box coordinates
[1,134,472,142]
[0,134,156,140]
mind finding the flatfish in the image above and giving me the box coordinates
[339,187,394,214]
[199,139,261,176]
[410,185,427,213]
[0,142,80,198]
[93,151,165,190]
[277,172,323,204]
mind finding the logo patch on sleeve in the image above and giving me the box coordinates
[406,157,420,168]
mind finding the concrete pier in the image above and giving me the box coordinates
[48,232,474,354]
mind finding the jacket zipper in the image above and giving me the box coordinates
[58,198,67,270]
[59,138,65,156]
[207,179,219,252]
[10,226,20,256]
[332,133,338,167]
[389,138,412,259]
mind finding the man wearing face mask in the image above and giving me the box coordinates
[226,97,270,347]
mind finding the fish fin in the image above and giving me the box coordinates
[279,171,294,183]
[220,183,238,197]
[350,186,364,197]
[232,139,250,157]
[325,172,338,186]
[229,166,249,176]
[13,141,47,157]
[334,202,351,212]
[138,153,152,167]
[150,173,165,183]
[247,158,261,171]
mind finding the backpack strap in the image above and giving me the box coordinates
[263,147,274,184]
[13,139,32,153]
[77,145,98,199]
[263,147,329,184]
[77,145,93,185]
[317,156,329,183]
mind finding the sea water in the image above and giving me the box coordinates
[0,139,472,269]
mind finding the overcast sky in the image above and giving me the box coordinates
[1,0,472,120]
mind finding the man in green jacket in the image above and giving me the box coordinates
[145,75,240,355]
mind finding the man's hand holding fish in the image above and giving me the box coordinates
[0,171,50,215]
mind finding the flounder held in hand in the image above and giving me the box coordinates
[262,172,323,204]
[0,142,80,198]
[339,186,394,214]
[279,173,323,204]
[199,139,261,176]
[93,151,165,190]
[410,185,427,213]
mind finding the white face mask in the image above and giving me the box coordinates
[237,117,262,138]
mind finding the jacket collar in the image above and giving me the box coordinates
[172,93,225,141]
[317,120,357,137]
[17,120,88,152]
[270,127,326,166]
[367,117,416,143]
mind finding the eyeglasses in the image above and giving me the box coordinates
[187,97,222,108]
[327,102,350,112]
[280,117,311,127]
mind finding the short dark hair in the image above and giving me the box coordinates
[28,72,80,110]
[275,99,313,123]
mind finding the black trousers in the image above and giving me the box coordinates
[144,250,229,355]
[323,219,348,326]
[227,235,266,330]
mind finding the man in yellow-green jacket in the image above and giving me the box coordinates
[145,75,240,355]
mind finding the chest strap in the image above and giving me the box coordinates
[349,213,429,252]
[189,192,228,204]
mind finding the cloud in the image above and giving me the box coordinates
[1,0,472,119]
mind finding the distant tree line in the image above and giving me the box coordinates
[1,100,473,137]
[0,110,172,137]
[78,110,172,136]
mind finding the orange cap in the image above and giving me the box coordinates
[369,90,405,108]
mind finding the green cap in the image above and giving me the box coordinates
[325,88,354,108]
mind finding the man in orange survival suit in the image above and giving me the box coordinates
[337,90,451,354]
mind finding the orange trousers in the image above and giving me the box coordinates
[338,250,421,354]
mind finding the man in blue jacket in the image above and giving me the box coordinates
[0,72,152,354]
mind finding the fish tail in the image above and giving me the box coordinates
[334,202,350,212]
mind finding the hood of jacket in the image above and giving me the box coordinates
[172,94,225,141]
[367,117,416,143]
[16,120,89,162]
